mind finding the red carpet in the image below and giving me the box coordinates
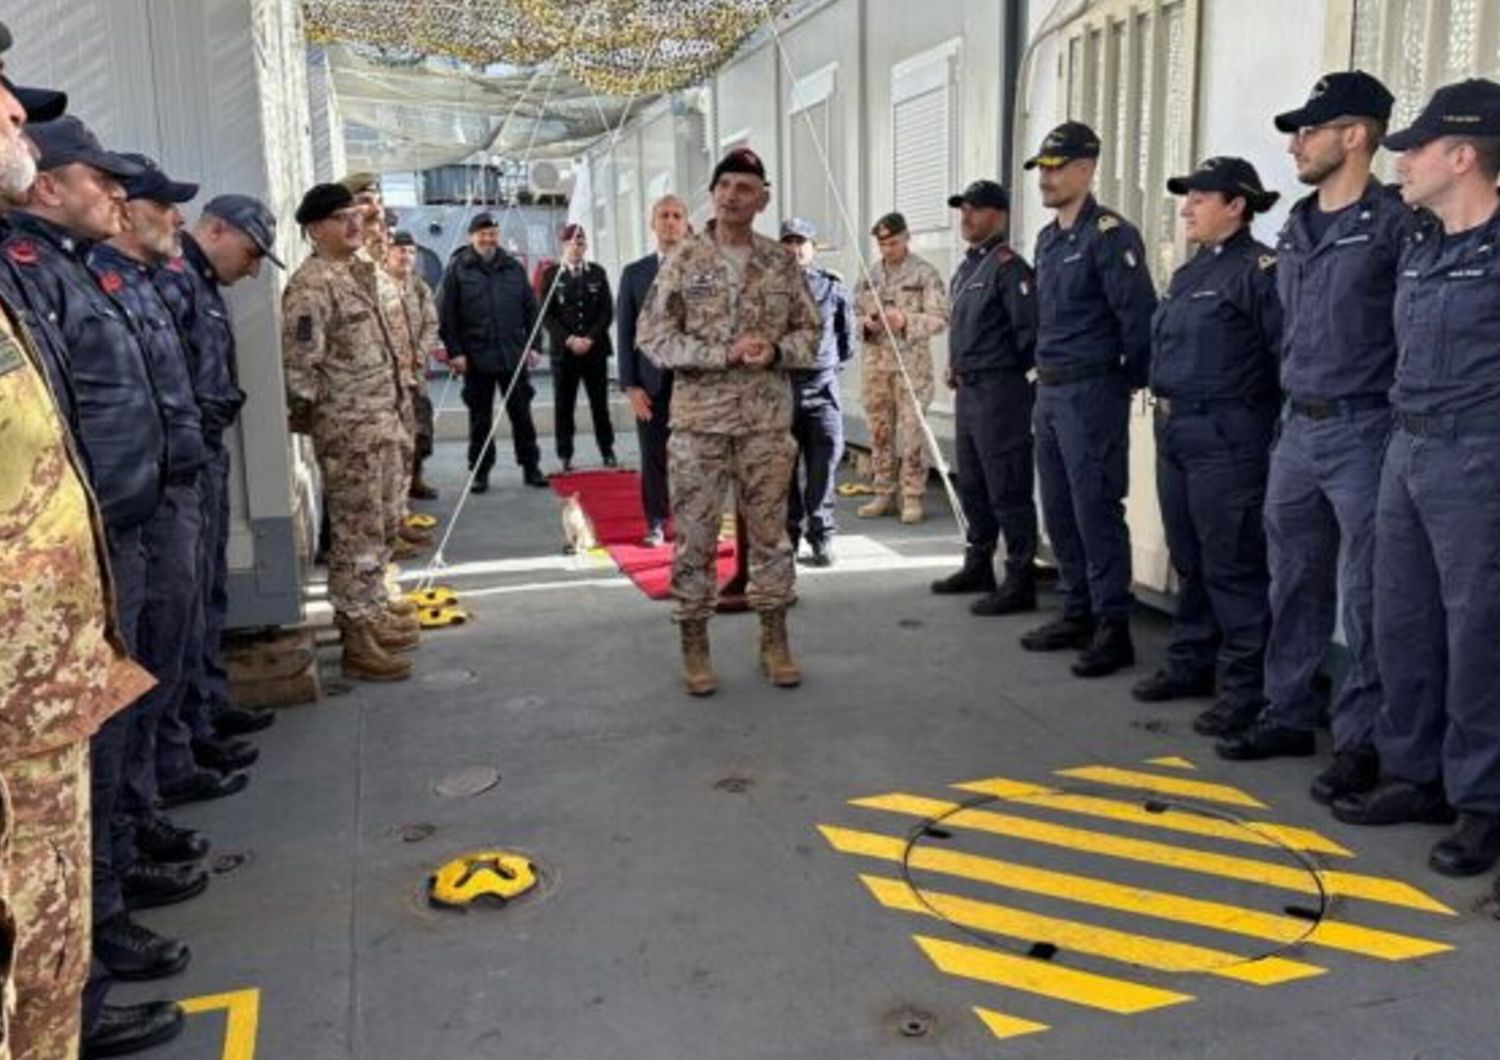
[549,470,736,600]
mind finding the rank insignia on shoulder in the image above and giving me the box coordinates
[99,271,124,295]
[1258,254,1277,272]
[1098,215,1120,233]
[5,239,38,266]
[295,314,314,342]
[996,246,1014,263]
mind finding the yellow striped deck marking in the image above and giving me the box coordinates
[853,793,1452,915]
[1054,766,1269,808]
[974,1008,1050,1039]
[818,827,1452,961]
[1145,756,1197,770]
[914,935,1194,1014]
[181,989,260,1060]
[861,875,1326,985]
[952,777,1353,857]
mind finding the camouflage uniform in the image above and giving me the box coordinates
[282,253,405,624]
[637,229,821,620]
[366,249,413,546]
[854,253,950,501]
[0,303,154,1060]
[393,271,439,479]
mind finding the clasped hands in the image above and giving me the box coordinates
[726,333,776,368]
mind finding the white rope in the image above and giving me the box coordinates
[764,18,968,541]
[416,24,662,591]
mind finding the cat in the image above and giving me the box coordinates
[559,493,599,555]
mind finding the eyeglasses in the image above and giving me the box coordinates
[1292,120,1362,142]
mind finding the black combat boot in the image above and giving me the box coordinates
[1071,619,1134,678]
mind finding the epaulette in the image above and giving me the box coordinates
[98,270,125,295]
[822,267,844,285]
[1258,254,1277,273]
[1097,214,1121,233]
[995,246,1014,264]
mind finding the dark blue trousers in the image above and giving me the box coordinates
[1034,374,1134,620]
[122,481,203,825]
[1262,408,1387,748]
[1374,427,1500,813]
[636,382,672,530]
[788,385,845,546]
[86,524,149,1029]
[1154,405,1273,707]
[955,373,1038,582]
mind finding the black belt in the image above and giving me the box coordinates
[955,368,1028,386]
[1035,361,1120,387]
[1154,395,1269,418]
[1395,409,1500,437]
[1286,394,1389,420]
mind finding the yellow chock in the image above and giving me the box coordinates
[836,481,876,497]
[427,851,536,910]
[406,513,439,531]
[418,605,469,629]
[407,586,458,608]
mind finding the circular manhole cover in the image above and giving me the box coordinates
[899,787,1331,977]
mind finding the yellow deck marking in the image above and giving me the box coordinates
[818,827,1452,961]
[952,777,1352,857]
[181,989,260,1060]
[914,935,1194,1014]
[973,1008,1050,1039]
[1054,766,1269,808]
[861,875,1325,985]
[1145,756,1197,770]
[852,793,1451,915]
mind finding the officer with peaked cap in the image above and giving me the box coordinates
[1142,157,1282,739]
[0,20,183,1059]
[779,216,853,566]
[1021,122,1158,678]
[1333,79,1500,881]
[1215,73,1418,791]
[930,180,1040,616]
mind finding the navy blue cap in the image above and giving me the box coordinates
[27,116,141,179]
[1023,122,1101,170]
[1274,71,1394,133]
[0,20,67,122]
[391,230,416,248]
[117,152,199,205]
[204,192,284,269]
[468,211,498,233]
[710,146,769,189]
[947,179,1011,211]
[1167,156,1280,212]
[779,217,816,241]
[1384,78,1500,151]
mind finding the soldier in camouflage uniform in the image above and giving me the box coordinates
[388,229,440,499]
[0,49,183,1059]
[637,147,821,696]
[282,183,419,681]
[854,212,950,523]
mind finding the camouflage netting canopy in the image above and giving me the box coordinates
[306,0,801,172]
[304,0,796,97]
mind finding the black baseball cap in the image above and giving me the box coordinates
[948,179,1010,211]
[1023,121,1101,170]
[1384,78,1500,151]
[468,212,498,233]
[1166,156,1280,212]
[27,116,142,178]
[203,193,284,268]
[870,212,907,239]
[710,146,769,189]
[391,230,416,248]
[118,152,199,205]
[0,20,67,122]
[1274,71,1394,133]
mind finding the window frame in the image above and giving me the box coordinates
[786,62,841,249]
[890,38,962,236]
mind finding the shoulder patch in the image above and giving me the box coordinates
[98,271,124,295]
[295,314,314,343]
[996,246,1014,264]
[166,257,186,273]
[1258,254,1277,272]
[6,239,38,266]
[1098,215,1120,233]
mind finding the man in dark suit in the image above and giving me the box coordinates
[617,195,689,546]
[541,224,616,472]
